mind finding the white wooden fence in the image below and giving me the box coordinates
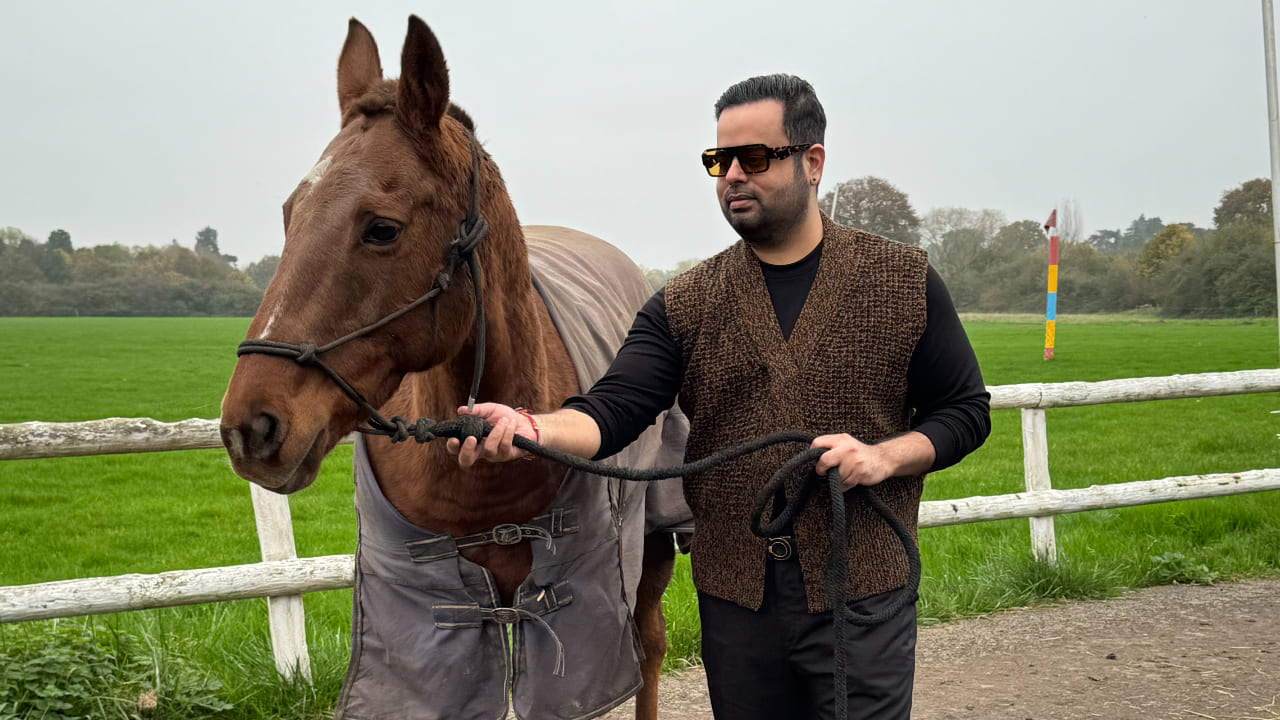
[2,368,1280,682]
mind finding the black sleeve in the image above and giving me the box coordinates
[905,265,992,472]
[562,288,684,460]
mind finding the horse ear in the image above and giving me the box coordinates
[396,15,450,140]
[338,18,383,122]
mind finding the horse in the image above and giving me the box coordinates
[219,16,689,720]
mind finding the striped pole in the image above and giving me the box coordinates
[1043,209,1059,361]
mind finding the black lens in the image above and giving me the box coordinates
[737,146,770,174]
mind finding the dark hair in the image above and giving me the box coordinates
[714,74,826,146]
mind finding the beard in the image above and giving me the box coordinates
[720,168,812,250]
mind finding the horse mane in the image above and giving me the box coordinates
[447,104,476,132]
[348,79,476,133]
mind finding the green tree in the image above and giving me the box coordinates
[1209,223,1275,315]
[819,176,921,245]
[194,226,220,256]
[68,245,131,284]
[1213,178,1271,229]
[930,228,987,308]
[1086,228,1123,254]
[1056,243,1144,313]
[37,246,71,284]
[0,234,43,282]
[0,226,32,248]
[1155,222,1274,317]
[47,229,72,253]
[919,207,1005,249]
[245,255,281,291]
[1137,224,1194,278]
[1118,215,1164,254]
[989,220,1045,258]
[642,258,702,291]
[194,226,237,266]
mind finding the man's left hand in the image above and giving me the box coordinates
[811,434,894,490]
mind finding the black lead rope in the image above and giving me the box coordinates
[368,415,921,719]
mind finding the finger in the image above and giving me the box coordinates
[814,448,840,476]
[446,438,460,455]
[482,417,509,457]
[458,403,497,417]
[497,417,516,458]
[457,436,478,469]
[810,435,837,451]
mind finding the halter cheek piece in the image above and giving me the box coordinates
[236,134,490,442]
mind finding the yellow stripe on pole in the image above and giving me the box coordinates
[1045,320,1056,349]
[1047,265,1058,293]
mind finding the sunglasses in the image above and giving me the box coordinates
[700,143,813,177]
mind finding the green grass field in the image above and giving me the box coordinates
[2,316,1279,719]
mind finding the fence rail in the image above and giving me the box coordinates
[5,368,1279,461]
[3,368,1279,680]
[4,468,1277,625]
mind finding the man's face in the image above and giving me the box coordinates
[714,99,810,246]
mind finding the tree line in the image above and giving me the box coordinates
[0,227,280,316]
[647,177,1276,318]
[5,177,1276,317]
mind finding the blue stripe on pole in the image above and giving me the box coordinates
[1046,293,1057,320]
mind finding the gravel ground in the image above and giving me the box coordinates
[599,577,1280,719]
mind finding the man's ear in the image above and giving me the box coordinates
[806,143,826,187]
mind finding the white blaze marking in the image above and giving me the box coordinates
[256,155,328,338]
[303,155,333,186]
[259,307,280,339]
[259,291,286,339]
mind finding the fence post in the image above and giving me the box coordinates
[1020,408,1058,565]
[249,483,313,683]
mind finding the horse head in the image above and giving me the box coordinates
[221,17,522,493]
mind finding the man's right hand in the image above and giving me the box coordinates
[447,403,535,468]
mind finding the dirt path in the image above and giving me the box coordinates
[604,578,1280,719]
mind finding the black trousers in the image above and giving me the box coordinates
[698,556,916,720]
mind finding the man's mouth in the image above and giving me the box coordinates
[726,193,755,212]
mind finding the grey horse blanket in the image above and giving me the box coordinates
[334,227,692,720]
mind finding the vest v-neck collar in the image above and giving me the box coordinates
[733,214,841,371]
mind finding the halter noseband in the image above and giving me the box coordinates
[236,135,490,442]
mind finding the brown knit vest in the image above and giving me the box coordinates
[666,213,928,612]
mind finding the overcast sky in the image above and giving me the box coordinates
[1,1,1274,270]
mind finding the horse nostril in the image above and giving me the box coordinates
[246,412,281,459]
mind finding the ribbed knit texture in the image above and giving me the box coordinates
[666,213,928,612]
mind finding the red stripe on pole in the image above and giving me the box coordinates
[1048,236,1059,265]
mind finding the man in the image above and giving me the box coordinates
[450,74,990,719]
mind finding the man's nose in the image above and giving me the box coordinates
[723,156,749,183]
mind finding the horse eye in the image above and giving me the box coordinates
[362,219,402,246]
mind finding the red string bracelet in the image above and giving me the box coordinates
[513,408,541,444]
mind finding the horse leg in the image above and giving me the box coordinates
[633,530,676,720]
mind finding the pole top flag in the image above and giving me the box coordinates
[1043,209,1058,233]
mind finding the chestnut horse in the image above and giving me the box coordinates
[220,16,687,720]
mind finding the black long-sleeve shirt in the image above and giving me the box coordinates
[565,242,991,470]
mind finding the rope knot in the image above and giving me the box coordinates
[386,416,413,444]
[453,215,489,257]
[295,343,318,365]
[434,270,453,292]
[411,418,437,443]
[455,413,489,442]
